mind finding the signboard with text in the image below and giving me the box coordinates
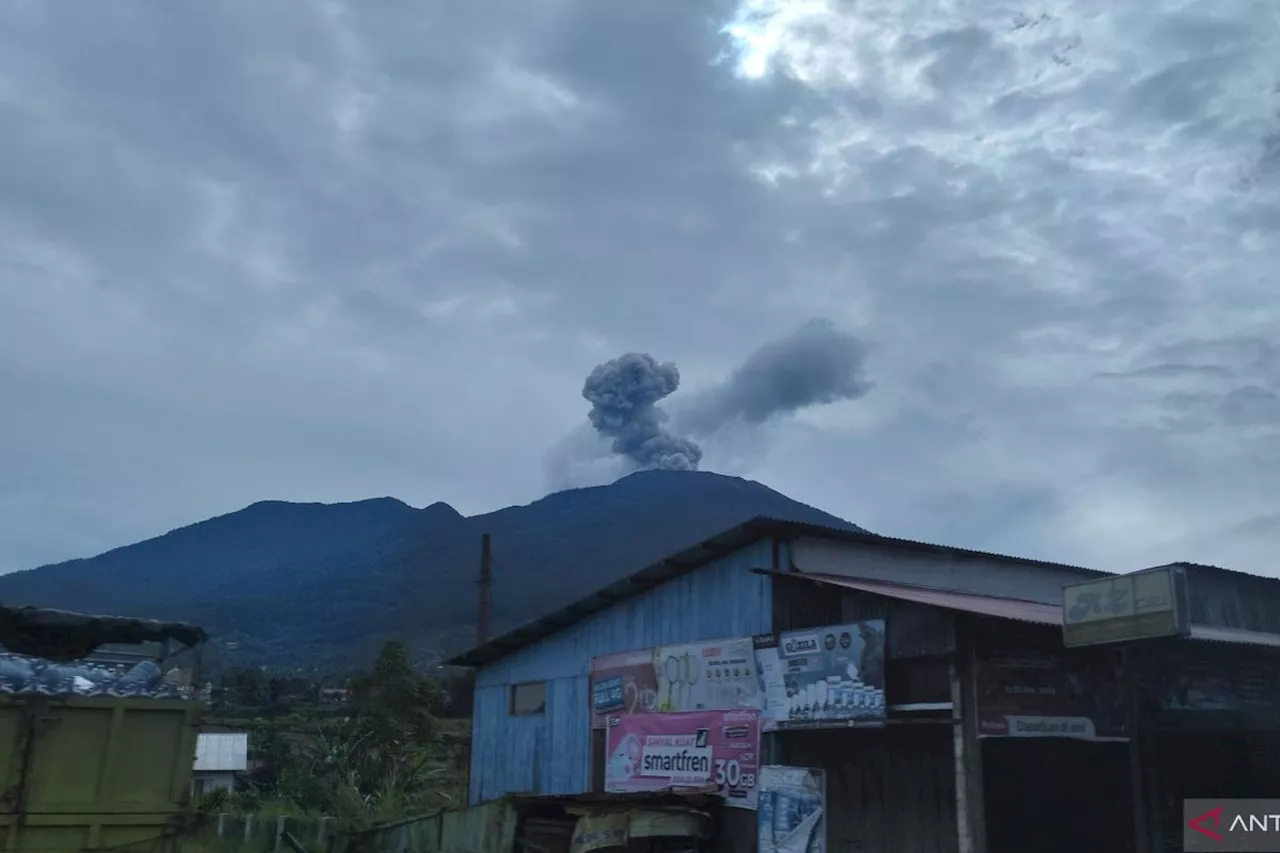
[590,637,761,728]
[975,648,1129,740]
[1063,566,1185,647]
[1159,654,1280,718]
[590,648,660,728]
[653,636,760,713]
[755,621,886,731]
[603,709,761,809]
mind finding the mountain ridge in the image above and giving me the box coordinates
[0,471,861,671]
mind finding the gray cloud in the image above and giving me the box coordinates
[1,0,1278,578]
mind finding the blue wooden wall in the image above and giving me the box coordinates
[468,540,774,805]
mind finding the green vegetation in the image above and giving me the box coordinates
[199,639,472,830]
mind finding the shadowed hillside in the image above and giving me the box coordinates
[0,471,861,671]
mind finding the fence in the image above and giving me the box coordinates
[339,800,517,853]
[192,813,338,853]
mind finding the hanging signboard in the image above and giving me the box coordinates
[754,621,887,731]
[974,648,1129,741]
[603,709,761,809]
[758,766,826,853]
[1063,566,1185,647]
[590,637,761,728]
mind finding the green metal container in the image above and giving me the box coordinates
[0,695,202,852]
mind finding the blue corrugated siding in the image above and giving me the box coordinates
[467,541,774,804]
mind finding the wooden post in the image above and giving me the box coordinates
[1124,647,1151,853]
[244,813,255,846]
[950,635,987,853]
[275,815,288,852]
[216,813,227,838]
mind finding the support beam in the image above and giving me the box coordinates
[950,634,987,853]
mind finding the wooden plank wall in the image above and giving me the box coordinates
[783,726,958,853]
[469,541,774,804]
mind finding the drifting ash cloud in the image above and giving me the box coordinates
[676,318,873,437]
[552,319,874,483]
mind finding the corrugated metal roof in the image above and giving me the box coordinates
[505,787,720,806]
[767,570,1064,625]
[1187,625,1280,648]
[1149,561,1277,582]
[446,515,1099,668]
[194,732,248,772]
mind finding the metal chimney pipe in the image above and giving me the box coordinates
[477,533,493,646]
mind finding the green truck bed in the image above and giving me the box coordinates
[0,695,202,852]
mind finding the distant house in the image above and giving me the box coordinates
[191,731,248,797]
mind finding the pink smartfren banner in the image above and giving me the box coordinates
[603,709,760,809]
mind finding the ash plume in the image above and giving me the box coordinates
[582,353,704,471]
[678,319,873,436]
[562,319,872,483]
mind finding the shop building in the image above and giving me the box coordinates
[1063,563,1280,853]
[447,516,1115,853]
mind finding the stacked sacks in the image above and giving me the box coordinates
[0,651,186,699]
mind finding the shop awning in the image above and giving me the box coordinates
[1187,624,1280,648]
[756,569,1063,626]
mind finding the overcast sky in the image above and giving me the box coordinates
[2,0,1278,577]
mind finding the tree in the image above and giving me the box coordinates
[229,639,457,823]
[347,639,440,744]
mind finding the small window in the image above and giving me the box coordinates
[510,681,547,715]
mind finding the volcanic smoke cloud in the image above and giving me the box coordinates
[580,319,873,472]
[582,353,703,471]
[677,318,873,436]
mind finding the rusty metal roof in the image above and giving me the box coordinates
[768,570,1064,625]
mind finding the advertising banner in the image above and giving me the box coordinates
[754,621,887,731]
[1159,656,1280,716]
[974,648,1128,740]
[604,709,761,809]
[653,636,760,713]
[590,637,761,727]
[590,648,660,728]
[758,766,826,853]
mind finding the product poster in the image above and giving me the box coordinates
[603,709,761,809]
[758,766,826,853]
[590,648,660,728]
[653,636,760,713]
[754,621,887,731]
